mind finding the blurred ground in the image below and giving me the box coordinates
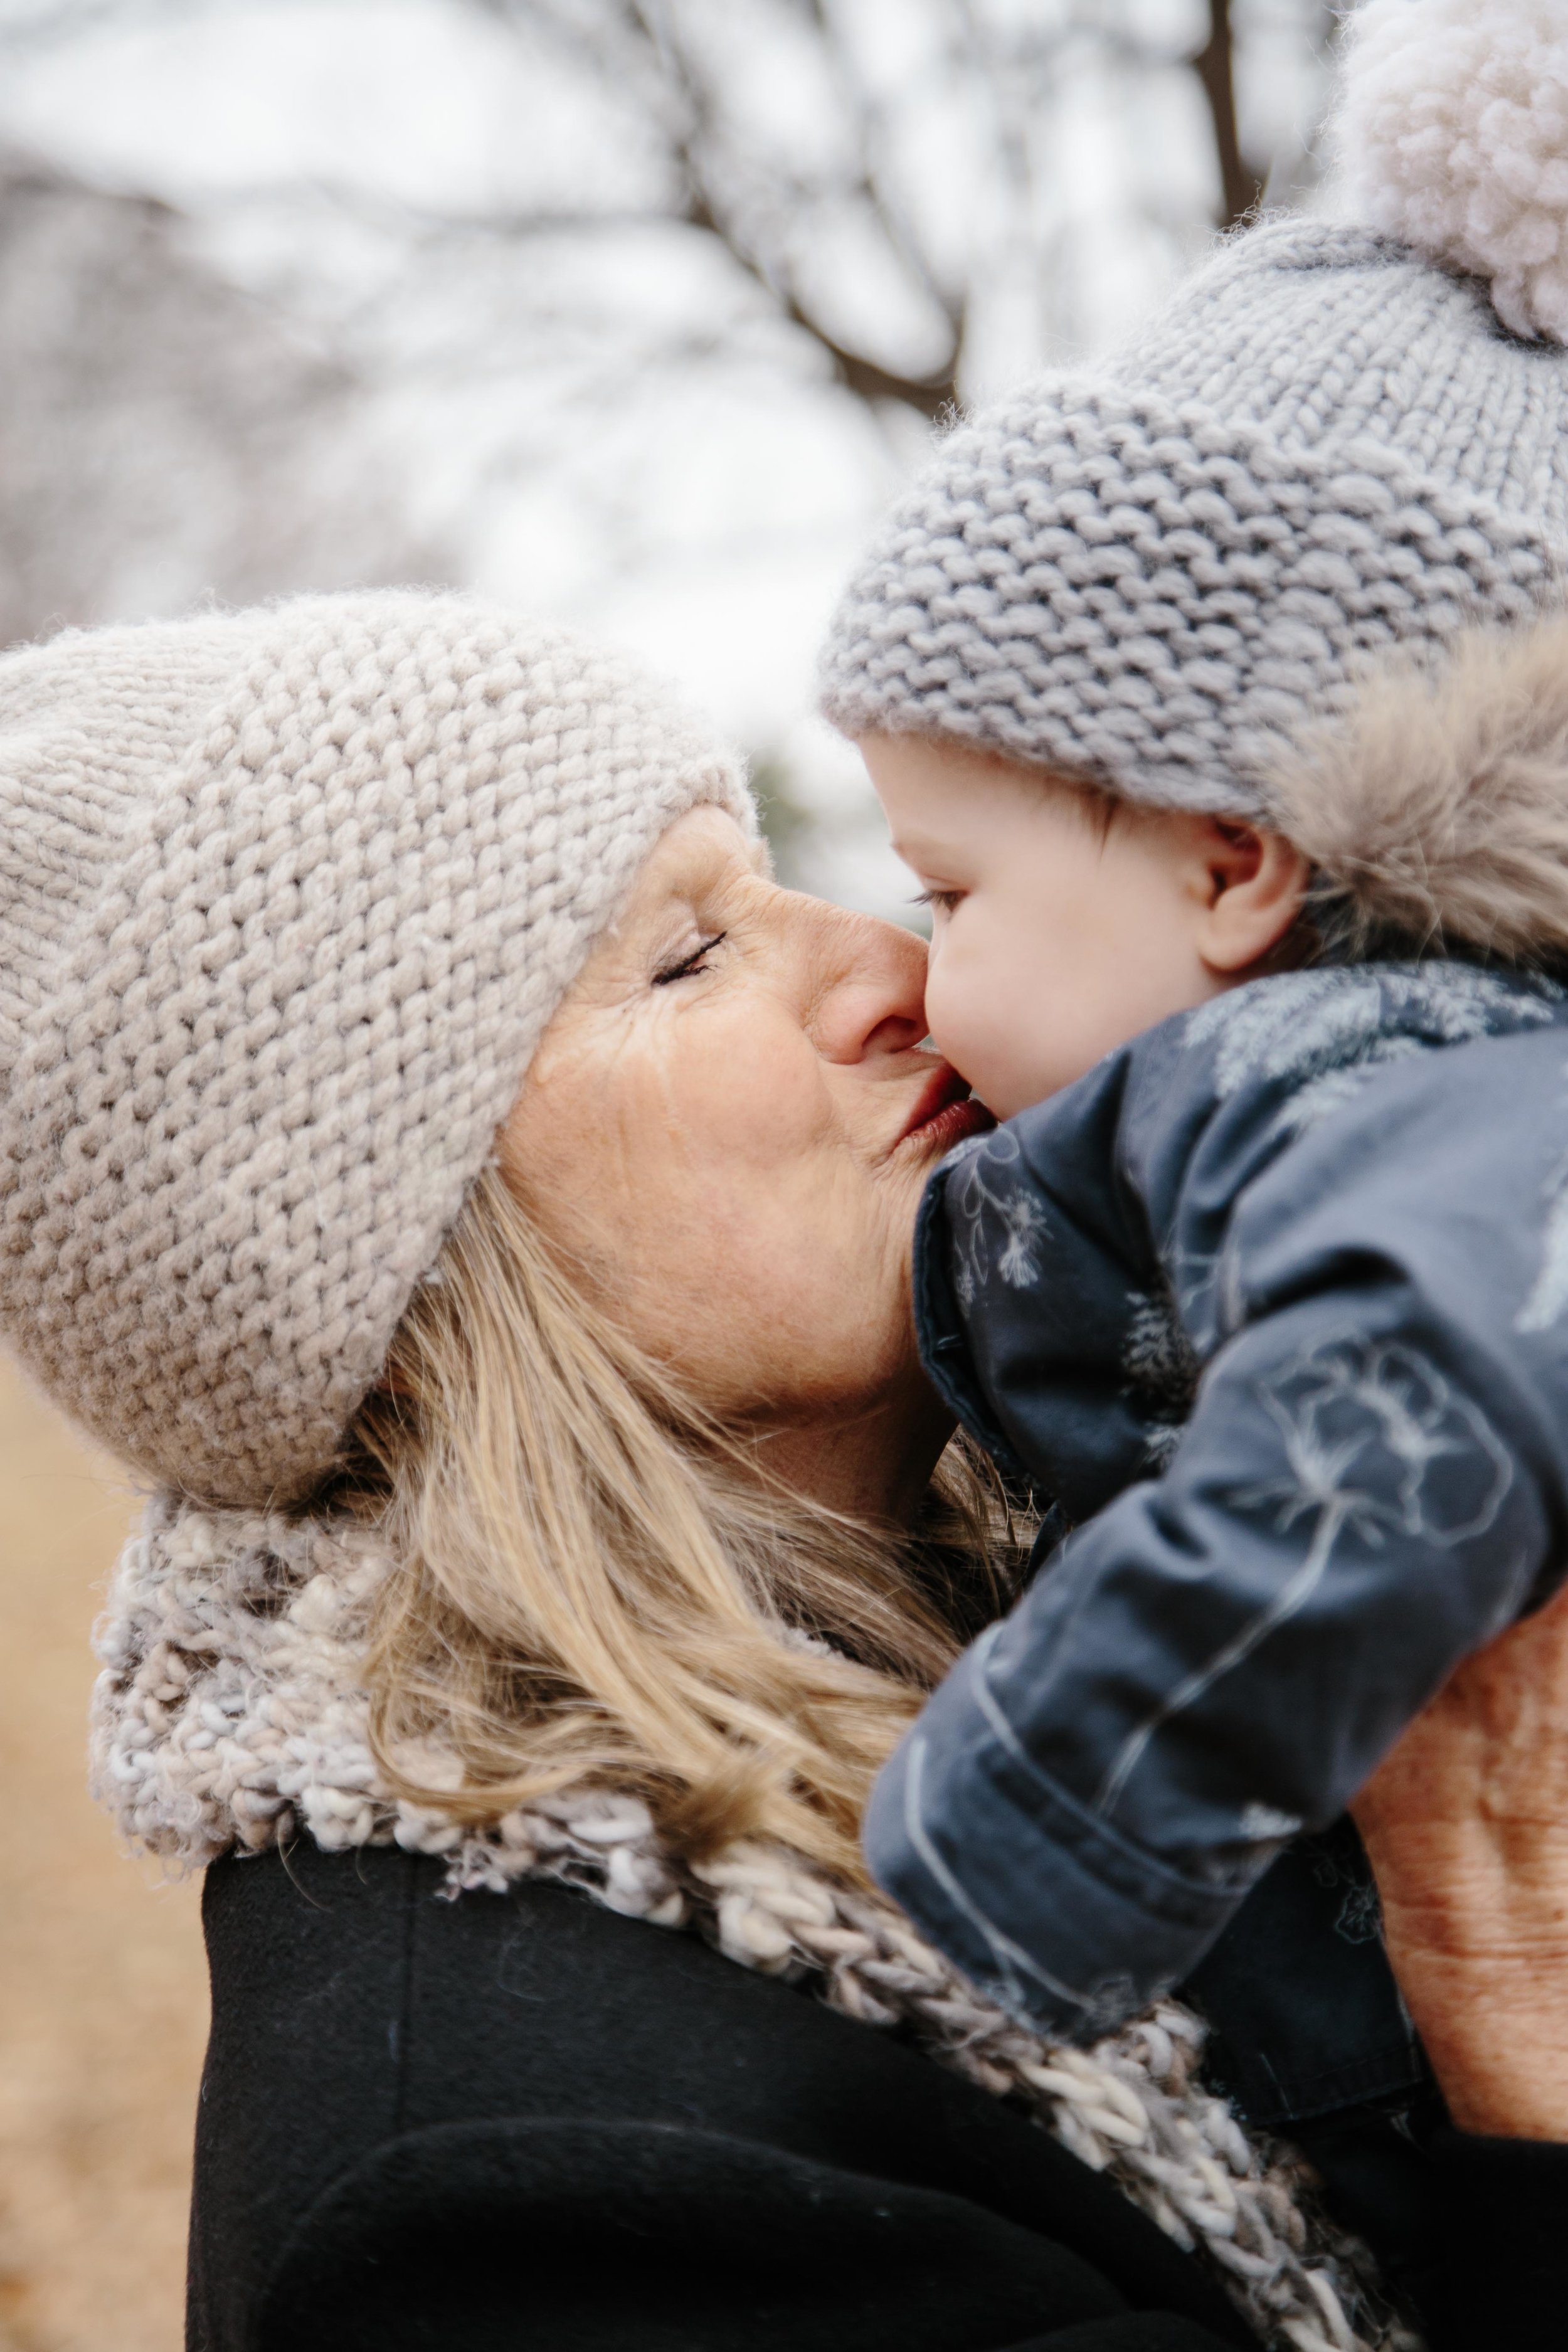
[0,1357,204,2352]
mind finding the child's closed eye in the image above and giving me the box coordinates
[912,888,965,916]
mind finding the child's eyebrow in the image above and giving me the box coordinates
[886,820,961,863]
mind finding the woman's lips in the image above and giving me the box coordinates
[894,1064,995,1156]
[914,1093,995,1155]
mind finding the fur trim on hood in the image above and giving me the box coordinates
[1266,615,1568,970]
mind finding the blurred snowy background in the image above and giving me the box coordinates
[0,0,1337,915]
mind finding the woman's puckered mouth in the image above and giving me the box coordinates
[893,1063,995,1157]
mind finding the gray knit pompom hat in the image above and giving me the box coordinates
[0,590,750,1507]
[820,0,1568,818]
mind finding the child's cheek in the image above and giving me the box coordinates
[923,932,992,1089]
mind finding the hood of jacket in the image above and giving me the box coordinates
[1266,613,1568,970]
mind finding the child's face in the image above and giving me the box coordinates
[862,733,1303,1119]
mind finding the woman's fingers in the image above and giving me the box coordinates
[1355,1574,1568,1867]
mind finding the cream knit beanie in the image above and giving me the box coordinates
[0,591,750,1507]
[820,0,1568,818]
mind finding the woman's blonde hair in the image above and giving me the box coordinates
[337,1164,1023,1883]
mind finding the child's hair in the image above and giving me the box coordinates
[331,1163,1027,1882]
[1025,757,1125,845]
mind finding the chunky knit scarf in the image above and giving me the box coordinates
[92,1496,1421,2352]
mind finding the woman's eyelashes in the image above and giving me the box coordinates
[912,888,964,916]
[652,931,728,986]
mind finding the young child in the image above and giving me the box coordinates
[819,0,1568,2053]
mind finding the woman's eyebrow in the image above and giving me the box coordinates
[661,850,750,909]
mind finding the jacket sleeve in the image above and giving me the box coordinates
[871,1017,1568,2041]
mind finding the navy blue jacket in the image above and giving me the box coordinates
[867,962,1568,2043]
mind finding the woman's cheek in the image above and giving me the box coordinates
[678,1001,824,1171]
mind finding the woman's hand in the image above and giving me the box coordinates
[1352,1578,1568,2141]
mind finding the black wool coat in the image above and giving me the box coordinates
[189,1839,1249,2352]
[189,1840,1567,2352]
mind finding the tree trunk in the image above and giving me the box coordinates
[1191,0,1260,230]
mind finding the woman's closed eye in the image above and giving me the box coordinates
[653,932,728,986]
[913,889,965,917]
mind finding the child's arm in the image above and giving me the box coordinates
[871,973,1568,2040]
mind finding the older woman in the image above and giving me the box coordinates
[0,594,1561,2352]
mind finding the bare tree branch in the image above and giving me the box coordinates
[803,0,967,340]
[1191,0,1262,230]
[631,0,964,412]
[3,0,1320,447]
[470,0,978,416]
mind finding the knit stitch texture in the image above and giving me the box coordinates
[92,1495,1421,2352]
[0,593,749,1506]
[818,1,1568,817]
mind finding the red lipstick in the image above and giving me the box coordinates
[894,1064,994,1156]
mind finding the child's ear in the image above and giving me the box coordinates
[1189,817,1310,977]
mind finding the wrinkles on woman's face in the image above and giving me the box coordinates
[502,805,986,1435]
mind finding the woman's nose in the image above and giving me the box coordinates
[805,905,930,1064]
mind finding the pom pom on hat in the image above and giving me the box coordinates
[1332,0,1568,343]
